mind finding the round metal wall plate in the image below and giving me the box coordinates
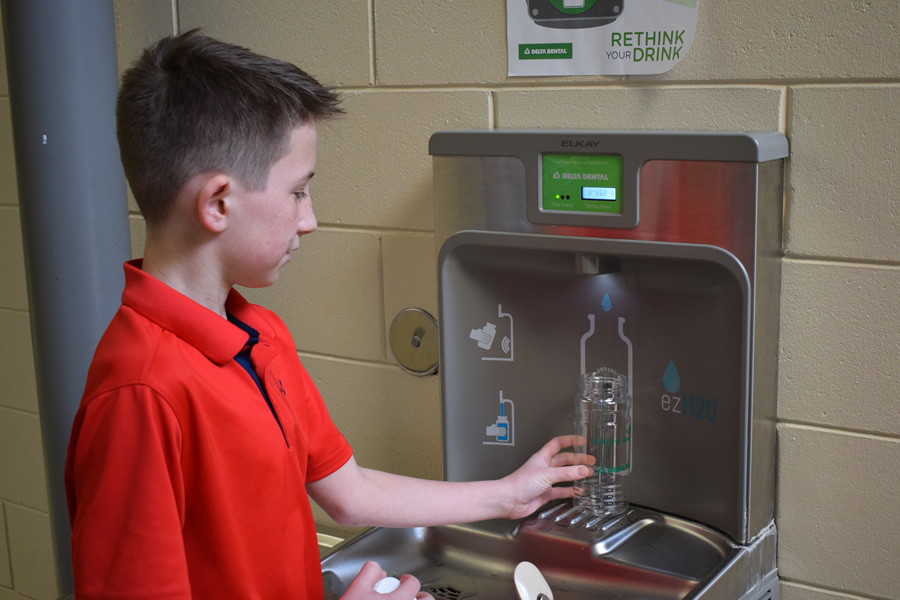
[389,308,439,376]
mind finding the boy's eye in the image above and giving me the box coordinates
[293,191,307,201]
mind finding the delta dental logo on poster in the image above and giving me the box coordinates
[508,0,699,76]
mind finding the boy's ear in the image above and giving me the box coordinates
[196,174,233,233]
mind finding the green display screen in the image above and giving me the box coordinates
[541,153,623,214]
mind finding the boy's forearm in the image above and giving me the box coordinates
[307,438,590,528]
[309,458,511,528]
[352,468,512,527]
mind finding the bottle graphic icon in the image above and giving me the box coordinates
[580,313,633,394]
[484,391,515,446]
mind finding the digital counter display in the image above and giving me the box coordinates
[541,153,623,215]
[582,186,616,201]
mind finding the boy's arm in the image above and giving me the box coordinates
[306,435,591,528]
[67,387,190,599]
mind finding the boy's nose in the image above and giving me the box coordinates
[298,200,317,235]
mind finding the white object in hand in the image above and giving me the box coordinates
[514,561,553,600]
[373,576,402,594]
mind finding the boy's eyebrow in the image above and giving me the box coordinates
[293,171,315,187]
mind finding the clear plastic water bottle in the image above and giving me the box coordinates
[574,367,632,519]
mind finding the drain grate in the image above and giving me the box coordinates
[424,585,465,600]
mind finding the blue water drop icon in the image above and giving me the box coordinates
[601,294,612,312]
[663,360,680,393]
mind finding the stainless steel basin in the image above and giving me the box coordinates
[320,501,762,600]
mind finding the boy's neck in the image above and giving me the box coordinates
[141,238,231,319]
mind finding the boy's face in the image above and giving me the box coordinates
[222,122,319,288]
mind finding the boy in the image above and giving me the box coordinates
[64,30,591,600]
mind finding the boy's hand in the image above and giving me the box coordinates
[341,561,432,600]
[500,435,595,520]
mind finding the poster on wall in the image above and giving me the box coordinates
[507,0,699,76]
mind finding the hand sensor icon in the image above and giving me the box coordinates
[470,322,497,350]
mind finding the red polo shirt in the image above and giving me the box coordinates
[65,260,353,599]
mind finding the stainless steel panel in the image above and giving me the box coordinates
[435,157,760,280]
[434,156,529,249]
[430,130,787,231]
[746,160,783,540]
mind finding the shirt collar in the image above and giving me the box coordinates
[121,259,274,365]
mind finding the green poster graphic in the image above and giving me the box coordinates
[509,0,699,75]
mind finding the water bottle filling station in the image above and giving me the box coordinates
[322,130,788,600]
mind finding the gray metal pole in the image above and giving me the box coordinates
[1,1,130,596]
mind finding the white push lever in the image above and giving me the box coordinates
[514,561,553,600]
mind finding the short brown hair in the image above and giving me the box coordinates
[117,30,343,225]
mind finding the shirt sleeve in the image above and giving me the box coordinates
[292,358,354,483]
[66,386,192,600]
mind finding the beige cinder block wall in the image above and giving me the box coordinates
[2,1,897,599]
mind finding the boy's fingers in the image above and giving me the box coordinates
[349,561,387,590]
[394,574,423,599]
[549,451,596,468]
[541,435,584,454]
[528,435,583,464]
[548,464,592,484]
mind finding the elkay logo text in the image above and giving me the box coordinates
[560,140,605,148]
